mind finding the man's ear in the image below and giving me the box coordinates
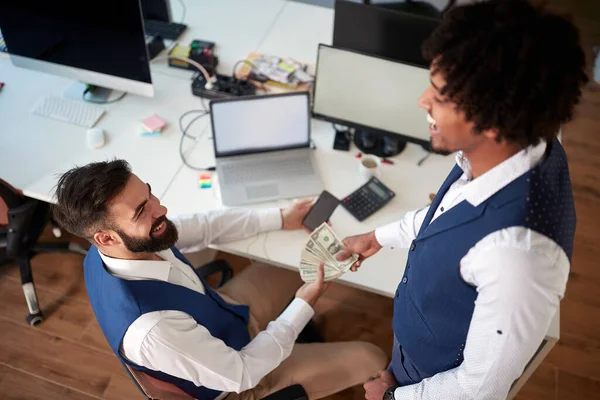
[482,128,500,142]
[93,230,121,247]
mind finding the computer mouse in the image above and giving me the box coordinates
[86,128,105,149]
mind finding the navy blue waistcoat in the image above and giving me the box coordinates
[84,246,251,399]
[390,139,575,385]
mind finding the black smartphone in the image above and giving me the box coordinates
[302,190,340,231]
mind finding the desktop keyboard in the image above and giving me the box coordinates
[32,96,105,128]
[221,156,315,184]
[144,19,187,41]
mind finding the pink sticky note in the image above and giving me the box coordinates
[142,114,166,132]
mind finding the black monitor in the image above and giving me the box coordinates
[141,0,173,23]
[333,0,440,68]
[0,0,154,98]
[312,44,431,156]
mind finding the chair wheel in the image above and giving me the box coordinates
[27,312,43,326]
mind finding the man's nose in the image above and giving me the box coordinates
[150,201,168,218]
[418,87,432,111]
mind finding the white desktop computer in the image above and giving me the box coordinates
[0,0,154,100]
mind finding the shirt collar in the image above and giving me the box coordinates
[455,139,548,207]
[98,249,176,282]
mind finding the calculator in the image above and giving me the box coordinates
[341,177,396,221]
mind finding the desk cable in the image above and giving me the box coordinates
[152,54,216,93]
[245,234,261,261]
[175,0,186,23]
[260,199,290,261]
[245,201,290,263]
[178,109,215,171]
[245,231,271,265]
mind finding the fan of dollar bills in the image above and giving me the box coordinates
[299,222,359,283]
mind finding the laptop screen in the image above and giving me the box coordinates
[211,92,310,158]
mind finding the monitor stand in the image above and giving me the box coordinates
[353,130,407,158]
[64,82,126,103]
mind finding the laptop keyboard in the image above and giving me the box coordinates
[221,156,315,184]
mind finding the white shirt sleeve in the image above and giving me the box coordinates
[122,298,314,393]
[170,208,282,253]
[393,228,569,399]
[374,206,429,249]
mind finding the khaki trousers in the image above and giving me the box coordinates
[217,262,387,400]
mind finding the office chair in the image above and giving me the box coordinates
[121,259,309,400]
[123,363,308,400]
[0,179,88,326]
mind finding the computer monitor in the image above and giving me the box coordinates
[312,44,431,152]
[0,0,154,98]
[333,0,440,68]
[141,0,173,23]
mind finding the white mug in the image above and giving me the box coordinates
[358,155,381,181]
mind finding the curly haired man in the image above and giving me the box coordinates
[336,0,588,398]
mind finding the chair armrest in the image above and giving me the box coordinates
[195,259,233,288]
[261,384,308,400]
[5,198,38,257]
[0,179,24,209]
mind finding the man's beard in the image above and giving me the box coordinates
[426,138,453,156]
[116,216,179,253]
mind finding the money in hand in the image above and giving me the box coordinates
[299,222,359,283]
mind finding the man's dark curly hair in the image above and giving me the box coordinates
[422,0,588,146]
[51,159,132,240]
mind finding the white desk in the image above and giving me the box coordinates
[0,1,558,395]
[256,1,335,67]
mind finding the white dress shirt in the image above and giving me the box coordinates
[99,208,315,397]
[375,140,570,399]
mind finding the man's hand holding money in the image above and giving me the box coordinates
[295,263,329,307]
[335,231,382,272]
[299,223,359,283]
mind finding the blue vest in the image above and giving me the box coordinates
[83,246,252,399]
[390,139,575,385]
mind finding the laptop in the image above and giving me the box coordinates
[210,92,324,206]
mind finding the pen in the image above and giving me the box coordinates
[382,158,394,165]
[0,82,4,92]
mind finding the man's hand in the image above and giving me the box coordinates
[281,198,315,231]
[295,263,329,307]
[336,231,382,271]
[364,370,398,400]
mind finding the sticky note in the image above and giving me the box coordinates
[198,173,212,189]
[141,114,167,132]
[140,130,161,137]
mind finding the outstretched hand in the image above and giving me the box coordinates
[335,231,382,271]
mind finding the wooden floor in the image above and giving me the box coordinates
[1,3,600,400]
